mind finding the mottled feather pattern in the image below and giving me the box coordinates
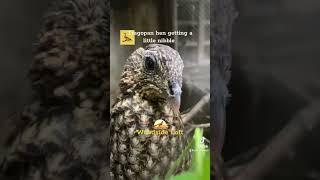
[1,0,110,180]
[110,44,188,180]
[110,94,185,180]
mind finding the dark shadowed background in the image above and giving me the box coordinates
[224,0,320,179]
[0,0,52,157]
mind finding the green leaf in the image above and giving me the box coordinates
[168,172,198,180]
[193,128,204,174]
[164,136,194,179]
[160,128,210,180]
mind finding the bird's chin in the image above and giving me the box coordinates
[140,88,167,102]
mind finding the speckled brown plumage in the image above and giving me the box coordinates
[110,44,188,180]
[1,0,110,180]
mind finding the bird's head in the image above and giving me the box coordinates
[120,44,184,111]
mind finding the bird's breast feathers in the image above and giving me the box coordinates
[110,93,185,179]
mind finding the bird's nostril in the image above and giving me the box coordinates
[169,84,174,96]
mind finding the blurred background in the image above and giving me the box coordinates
[224,0,320,179]
[0,0,51,158]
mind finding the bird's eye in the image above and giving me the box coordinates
[145,56,156,71]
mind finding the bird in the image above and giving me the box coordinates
[122,33,132,43]
[1,0,110,180]
[110,44,187,180]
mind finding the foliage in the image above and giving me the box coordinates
[155,128,210,180]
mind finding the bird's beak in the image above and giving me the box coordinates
[168,82,182,113]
